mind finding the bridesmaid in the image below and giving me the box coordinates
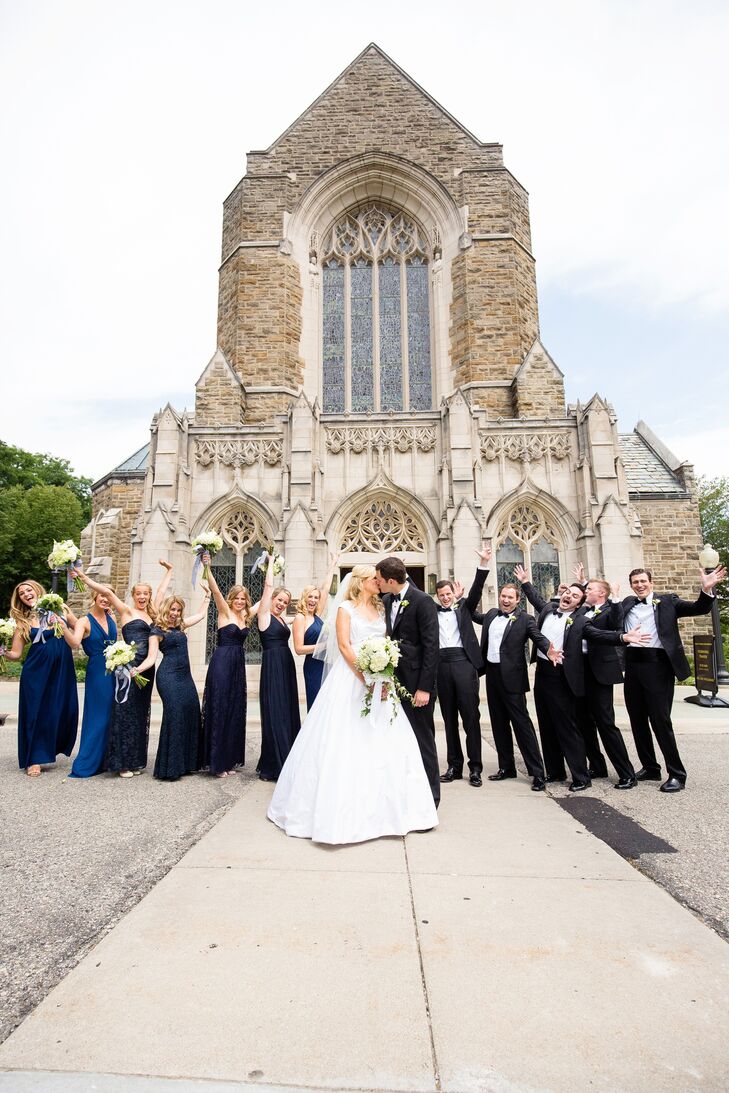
[7,580,78,776]
[75,569,157,778]
[135,589,210,781]
[257,552,301,781]
[292,552,340,710]
[199,553,251,778]
[61,589,117,777]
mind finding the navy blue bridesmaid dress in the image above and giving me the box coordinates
[257,615,301,780]
[152,625,201,781]
[200,623,248,775]
[18,627,78,769]
[70,612,117,777]
[105,618,155,773]
[302,613,324,710]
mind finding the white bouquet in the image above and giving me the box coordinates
[47,539,84,593]
[104,639,149,703]
[191,531,224,587]
[35,593,66,642]
[254,543,285,576]
[0,617,16,672]
[354,635,413,723]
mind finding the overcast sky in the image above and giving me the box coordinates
[1,0,727,483]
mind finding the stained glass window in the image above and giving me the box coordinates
[321,206,433,412]
[322,259,345,413]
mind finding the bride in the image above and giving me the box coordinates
[267,564,438,844]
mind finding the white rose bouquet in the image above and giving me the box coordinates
[47,539,84,593]
[254,543,285,576]
[35,593,66,641]
[354,635,413,723]
[0,617,17,672]
[191,531,224,587]
[104,639,149,704]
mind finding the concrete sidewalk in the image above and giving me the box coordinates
[2,762,729,1092]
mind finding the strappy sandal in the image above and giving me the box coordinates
[26,765,41,778]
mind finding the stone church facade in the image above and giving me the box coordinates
[83,44,702,673]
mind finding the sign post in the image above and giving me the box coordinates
[684,635,729,708]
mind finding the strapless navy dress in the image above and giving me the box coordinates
[200,623,248,775]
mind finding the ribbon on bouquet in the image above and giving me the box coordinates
[33,610,54,643]
[66,560,83,594]
[253,549,270,573]
[191,546,205,589]
[366,674,397,727]
[114,666,133,705]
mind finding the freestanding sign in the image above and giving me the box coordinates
[685,634,729,707]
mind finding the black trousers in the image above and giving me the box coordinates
[624,649,685,783]
[398,680,441,807]
[533,660,590,784]
[437,651,482,773]
[578,657,635,781]
[484,662,544,778]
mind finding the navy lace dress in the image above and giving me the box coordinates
[152,626,201,781]
[257,615,301,780]
[200,624,248,775]
[105,618,155,773]
[303,614,324,710]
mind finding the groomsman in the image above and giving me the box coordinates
[435,544,490,787]
[590,565,726,793]
[581,578,637,789]
[473,581,559,791]
[376,556,441,806]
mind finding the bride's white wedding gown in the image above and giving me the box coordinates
[267,602,438,844]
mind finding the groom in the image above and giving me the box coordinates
[376,557,441,807]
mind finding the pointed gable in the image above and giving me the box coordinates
[513,340,566,419]
[194,347,246,427]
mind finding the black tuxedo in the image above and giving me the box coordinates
[436,568,486,776]
[578,602,635,781]
[475,606,549,778]
[384,582,441,804]
[522,583,590,784]
[590,589,714,783]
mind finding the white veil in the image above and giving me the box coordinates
[311,573,353,681]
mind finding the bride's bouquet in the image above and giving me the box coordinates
[254,543,285,576]
[355,636,413,724]
[104,640,149,704]
[35,593,66,642]
[191,531,224,587]
[47,539,84,593]
[0,617,16,672]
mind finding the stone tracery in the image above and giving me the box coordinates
[339,497,426,553]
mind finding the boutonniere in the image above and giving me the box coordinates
[593,606,602,617]
[399,599,409,610]
[506,613,517,623]
[566,616,574,627]
[653,598,661,606]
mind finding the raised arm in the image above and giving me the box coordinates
[514,565,548,613]
[256,553,275,632]
[182,586,212,629]
[154,559,174,608]
[74,569,129,618]
[133,634,160,676]
[61,614,90,650]
[317,551,340,614]
[673,565,728,617]
[201,554,230,620]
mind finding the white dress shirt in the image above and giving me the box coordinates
[625,594,662,648]
[390,581,409,629]
[538,610,570,659]
[437,607,463,649]
[486,614,510,663]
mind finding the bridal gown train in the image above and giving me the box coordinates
[267,602,438,844]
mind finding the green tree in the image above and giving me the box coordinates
[697,475,729,631]
[0,440,92,521]
[0,484,84,609]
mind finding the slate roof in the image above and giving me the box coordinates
[113,443,150,473]
[618,433,687,497]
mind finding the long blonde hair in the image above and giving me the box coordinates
[225,584,252,624]
[10,580,46,643]
[130,582,157,621]
[156,596,186,632]
[343,565,381,611]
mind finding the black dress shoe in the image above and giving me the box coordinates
[588,767,609,779]
[440,767,463,782]
[488,769,517,781]
[660,777,685,793]
[531,776,546,791]
[635,767,661,781]
[615,776,637,789]
[469,772,483,787]
[569,780,592,792]
[545,775,566,783]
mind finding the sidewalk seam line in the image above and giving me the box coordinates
[403,837,440,1093]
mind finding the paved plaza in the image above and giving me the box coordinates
[1,680,728,1093]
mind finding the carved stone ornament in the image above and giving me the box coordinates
[325,423,437,455]
[219,507,262,555]
[480,432,570,463]
[497,503,559,549]
[195,439,283,468]
[340,498,426,553]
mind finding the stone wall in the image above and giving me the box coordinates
[195,358,245,426]
[80,474,145,601]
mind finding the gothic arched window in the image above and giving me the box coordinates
[322,206,433,413]
[495,503,561,605]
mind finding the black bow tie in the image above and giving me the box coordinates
[636,598,649,605]
[497,610,511,618]
[553,610,563,618]
[437,606,452,613]
[392,593,401,602]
